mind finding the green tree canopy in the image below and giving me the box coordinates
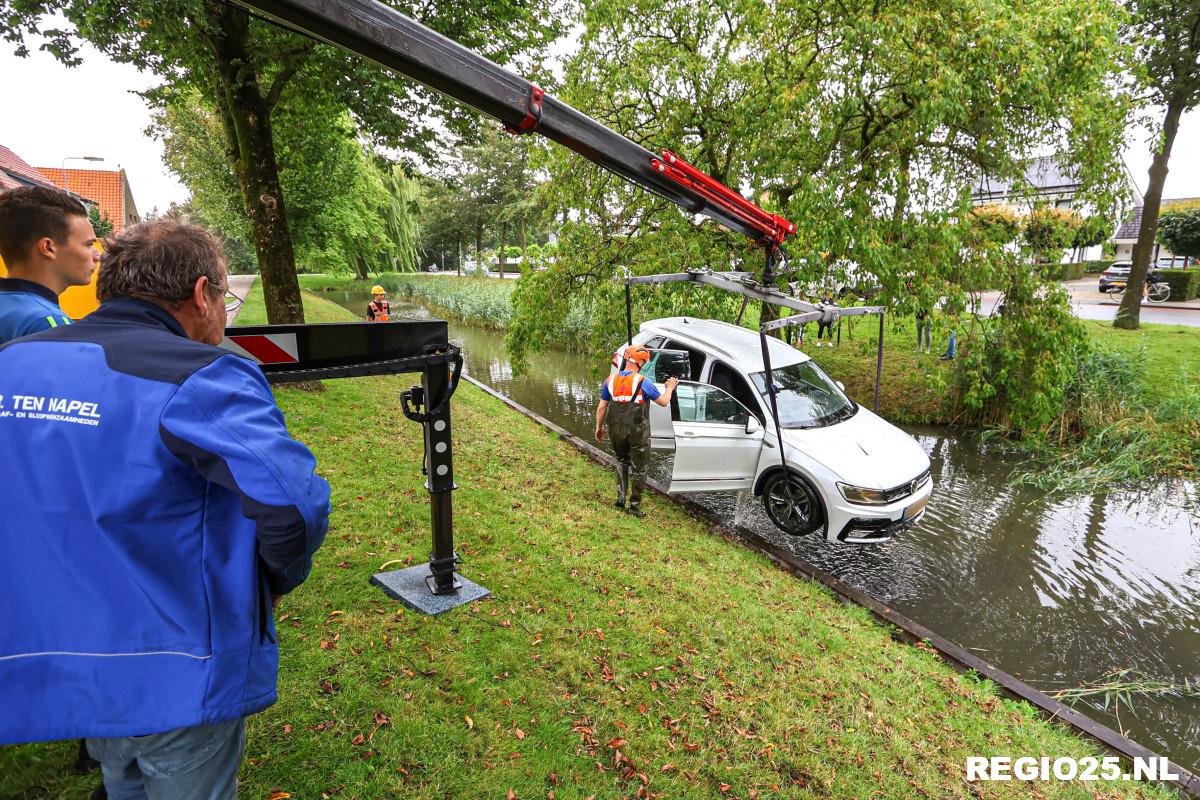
[155,93,421,278]
[1156,203,1200,260]
[418,127,551,273]
[1113,0,1200,328]
[507,0,1127,432]
[1023,207,1083,264]
[1,0,559,322]
[86,205,114,238]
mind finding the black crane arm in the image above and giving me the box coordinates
[228,0,794,246]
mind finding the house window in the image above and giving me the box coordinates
[1055,199,1072,210]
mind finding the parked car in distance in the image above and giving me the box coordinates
[1099,261,1132,292]
[614,318,932,543]
[1099,261,1170,294]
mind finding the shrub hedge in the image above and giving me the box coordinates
[1158,268,1200,301]
[1079,259,1115,274]
[1045,261,1086,281]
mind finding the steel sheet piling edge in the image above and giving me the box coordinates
[461,372,1200,798]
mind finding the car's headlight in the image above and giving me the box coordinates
[838,482,890,505]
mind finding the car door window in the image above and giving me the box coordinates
[709,361,763,423]
[664,340,705,380]
[674,383,750,426]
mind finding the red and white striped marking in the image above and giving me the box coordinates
[220,333,300,364]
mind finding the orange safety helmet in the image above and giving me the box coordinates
[624,346,651,367]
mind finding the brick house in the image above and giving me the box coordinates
[0,144,63,193]
[35,165,140,232]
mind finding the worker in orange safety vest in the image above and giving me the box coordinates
[367,285,390,321]
[594,345,678,517]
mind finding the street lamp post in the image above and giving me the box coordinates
[59,155,104,199]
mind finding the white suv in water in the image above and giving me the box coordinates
[615,318,932,543]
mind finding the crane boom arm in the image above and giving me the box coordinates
[228,0,793,245]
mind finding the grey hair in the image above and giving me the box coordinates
[97,220,226,305]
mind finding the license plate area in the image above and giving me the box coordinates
[904,494,929,521]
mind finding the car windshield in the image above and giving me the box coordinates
[749,361,856,429]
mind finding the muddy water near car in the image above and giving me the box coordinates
[333,290,1200,770]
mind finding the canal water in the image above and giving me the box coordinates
[332,289,1200,771]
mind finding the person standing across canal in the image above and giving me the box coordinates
[594,346,678,517]
[367,284,391,321]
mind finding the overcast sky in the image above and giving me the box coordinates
[1,37,1197,213]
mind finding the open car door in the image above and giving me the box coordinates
[666,381,764,493]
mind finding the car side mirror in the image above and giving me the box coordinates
[746,416,761,435]
[835,380,845,391]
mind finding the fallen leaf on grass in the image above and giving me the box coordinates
[465,715,474,730]
[507,790,517,800]
[351,733,365,746]
[368,711,391,741]
[514,727,526,740]
[281,724,293,735]
[268,792,291,800]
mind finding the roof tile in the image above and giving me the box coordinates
[35,167,130,230]
[0,145,59,190]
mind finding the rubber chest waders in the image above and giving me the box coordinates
[606,372,650,511]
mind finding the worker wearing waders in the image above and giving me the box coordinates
[594,346,678,518]
[367,285,390,321]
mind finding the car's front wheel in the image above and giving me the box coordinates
[761,472,825,536]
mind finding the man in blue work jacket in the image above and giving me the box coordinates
[0,220,331,799]
[0,185,100,339]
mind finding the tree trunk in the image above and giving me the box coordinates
[352,255,370,281]
[1115,95,1185,330]
[474,227,483,274]
[207,1,304,325]
[497,222,507,278]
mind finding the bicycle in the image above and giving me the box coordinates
[1146,281,1171,304]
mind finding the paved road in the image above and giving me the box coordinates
[979,277,1200,328]
[226,274,256,325]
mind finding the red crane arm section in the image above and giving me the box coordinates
[652,151,796,245]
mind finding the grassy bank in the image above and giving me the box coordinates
[0,372,1177,799]
[233,278,361,325]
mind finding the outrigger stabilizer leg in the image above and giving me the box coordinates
[374,345,490,613]
[401,346,463,595]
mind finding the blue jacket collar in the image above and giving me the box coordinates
[87,297,189,339]
[0,277,59,305]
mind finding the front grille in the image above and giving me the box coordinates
[880,468,930,503]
